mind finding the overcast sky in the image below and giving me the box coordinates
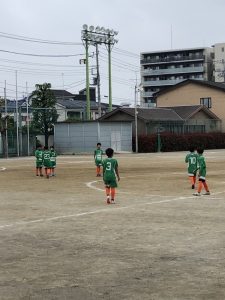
[0,0,225,105]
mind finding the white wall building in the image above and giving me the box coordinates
[213,43,225,83]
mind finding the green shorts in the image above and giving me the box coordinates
[44,162,51,168]
[36,162,43,168]
[104,178,118,188]
[95,160,102,167]
[51,161,56,168]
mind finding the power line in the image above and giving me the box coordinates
[0,57,86,68]
[0,31,82,45]
[0,49,83,57]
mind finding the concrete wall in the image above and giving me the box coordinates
[54,121,132,154]
[157,82,225,131]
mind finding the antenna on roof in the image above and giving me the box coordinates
[170,24,173,49]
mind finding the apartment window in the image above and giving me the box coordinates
[200,97,212,108]
[222,47,224,52]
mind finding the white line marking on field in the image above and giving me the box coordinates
[1,192,223,231]
[0,194,204,230]
[85,180,174,197]
[86,180,104,192]
[0,167,6,171]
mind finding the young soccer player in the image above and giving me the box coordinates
[94,143,104,177]
[43,146,51,179]
[50,146,57,176]
[103,148,120,204]
[193,147,210,196]
[35,144,43,177]
[185,146,198,189]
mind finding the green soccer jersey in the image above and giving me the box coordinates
[50,150,57,167]
[35,149,43,167]
[103,158,118,187]
[43,150,51,168]
[185,152,198,176]
[197,154,206,179]
[94,149,104,166]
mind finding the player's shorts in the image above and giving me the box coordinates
[199,176,206,182]
[44,161,51,168]
[104,178,118,188]
[50,161,56,168]
[36,162,43,168]
[188,173,196,177]
[95,160,102,167]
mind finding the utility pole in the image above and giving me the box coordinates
[4,80,8,158]
[134,80,138,153]
[15,70,19,156]
[95,43,101,117]
[26,82,29,156]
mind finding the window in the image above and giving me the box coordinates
[222,47,224,52]
[200,97,212,108]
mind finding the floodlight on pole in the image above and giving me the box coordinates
[81,24,118,116]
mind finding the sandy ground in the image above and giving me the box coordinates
[0,150,225,300]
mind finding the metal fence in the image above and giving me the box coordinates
[0,132,36,157]
[146,119,222,135]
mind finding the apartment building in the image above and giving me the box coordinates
[140,47,213,107]
[213,43,225,83]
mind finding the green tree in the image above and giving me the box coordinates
[30,83,58,147]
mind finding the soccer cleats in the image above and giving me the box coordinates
[193,192,201,196]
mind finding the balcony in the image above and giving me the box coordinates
[142,66,204,76]
[142,91,156,97]
[142,77,203,87]
[141,54,204,65]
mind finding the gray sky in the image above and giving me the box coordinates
[0,0,225,105]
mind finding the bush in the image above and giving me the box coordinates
[134,133,225,153]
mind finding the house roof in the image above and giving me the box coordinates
[155,79,225,97]
[99,107,183,122]
[163,105,220,120]
[0,98,27,112]
[99,105,220,122]
[56,98,118,110]
[51,89,74,98]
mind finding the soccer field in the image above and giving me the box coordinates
[0,150,225,300]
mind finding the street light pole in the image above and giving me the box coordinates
[85,39,90,120]
[108,44,112,112]
[95,43,101,117]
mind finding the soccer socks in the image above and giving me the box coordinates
[111,188,115,201]
[197,181,210,194]
[189,176,194,185]
[96,166,101,176]
[203,182,210,193]
[105,187,110,203]
[194,176,196,185]
[197,181,203,193]
[105,187,116,203]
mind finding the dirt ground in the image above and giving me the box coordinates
[0,150,225,300]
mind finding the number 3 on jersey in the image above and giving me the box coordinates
[106,161,112,171]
